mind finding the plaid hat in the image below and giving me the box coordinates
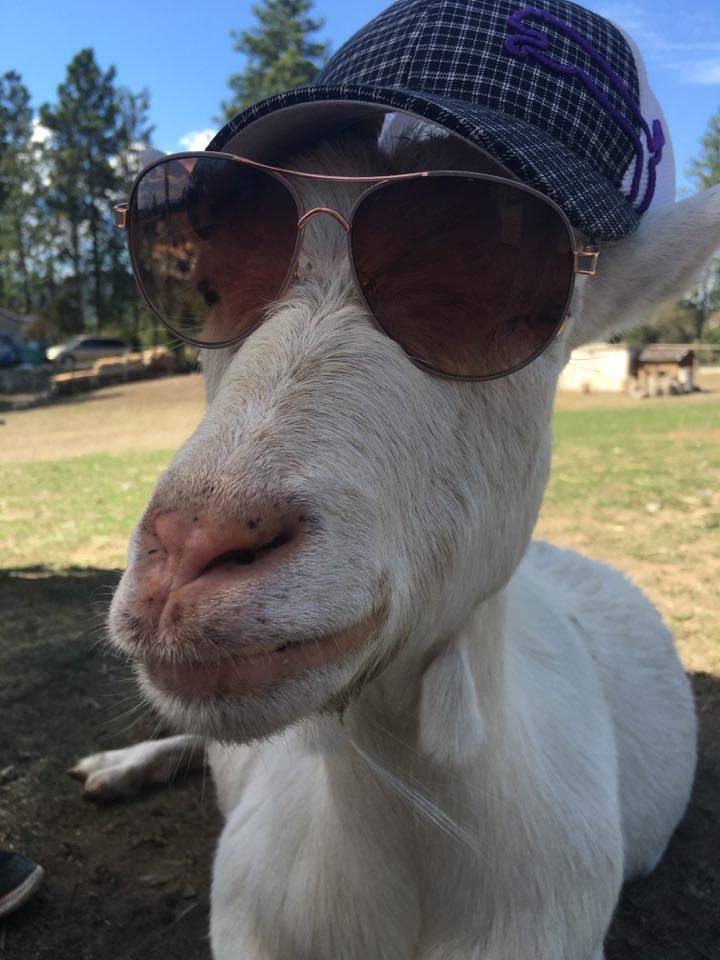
[209,0,675,240]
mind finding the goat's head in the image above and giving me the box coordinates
[109,120,720,745]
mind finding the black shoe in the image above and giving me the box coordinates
[0,851,45,918]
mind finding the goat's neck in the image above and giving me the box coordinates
[303,589,511,812]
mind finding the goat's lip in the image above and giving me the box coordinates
[141,617,376,697]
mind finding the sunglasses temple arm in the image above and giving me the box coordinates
[574,242,599,276]
[114,203,128,229]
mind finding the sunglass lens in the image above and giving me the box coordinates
[351,176,574,378]
[129,155,299,345]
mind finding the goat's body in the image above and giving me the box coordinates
[208,541,695,960]
[73,127,720,957]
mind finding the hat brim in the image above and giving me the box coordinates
[208,83,639,241]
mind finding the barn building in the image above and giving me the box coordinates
[559,343,697,395]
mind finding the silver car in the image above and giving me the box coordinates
[46,336,131,370]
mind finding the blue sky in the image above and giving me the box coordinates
[2,0,719,191]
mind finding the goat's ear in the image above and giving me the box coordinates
[568,186,720,349]
[419,638,484,767]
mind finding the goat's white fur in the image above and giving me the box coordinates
[76,127,719,959]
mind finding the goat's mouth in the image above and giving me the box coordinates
[141,616,378,699]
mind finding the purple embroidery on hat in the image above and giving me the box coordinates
[505,6,664,214]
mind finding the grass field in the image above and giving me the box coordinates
[2,373,719,960]
[2,372,718,667]
[1,376,202,570]
[537,394,720,673]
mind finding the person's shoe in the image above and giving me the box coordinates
[0,851,45,918]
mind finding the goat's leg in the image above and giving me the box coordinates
[70,735,206,800]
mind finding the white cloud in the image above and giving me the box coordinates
[593,1,720,84]
[595,2,646,35]
[178,128,215,151]
[682,60,720,85]
[31,116,50,144]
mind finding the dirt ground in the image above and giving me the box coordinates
[0,568,218,959]
[0,374,205,464]
[0,566,718,959]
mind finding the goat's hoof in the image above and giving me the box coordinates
[69,748,145,801]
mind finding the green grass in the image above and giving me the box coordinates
[2,400,718,570]
[1,451,175,569]
[537,399,720,669]
[2,396,718,669]
[546,403,720,512]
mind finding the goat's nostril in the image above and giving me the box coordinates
[145,510,303,601]
[206,547,257,571]
[201,529,293,577]
[203,528,295,584]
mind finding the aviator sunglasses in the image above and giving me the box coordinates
[114,151,600,381]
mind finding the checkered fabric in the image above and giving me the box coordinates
[210,0,666,239]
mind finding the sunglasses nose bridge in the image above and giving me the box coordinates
[289,207,351,285]
[297,207,350,232]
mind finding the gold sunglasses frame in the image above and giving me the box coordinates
[114,150,599,382]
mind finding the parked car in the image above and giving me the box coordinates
[0,333,21,367]
[46,336,131,369]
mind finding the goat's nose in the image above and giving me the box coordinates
[137,507,305,619]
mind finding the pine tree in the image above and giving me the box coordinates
[115,86,155,191]
[221,0,329,122]
[39,49,125,331]
[109,86,155,334]
[684,110,720,341]
[0,56,154,339]
[687,109,720,191]
[0,71,38,314]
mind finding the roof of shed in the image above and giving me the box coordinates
[639,346,695,364]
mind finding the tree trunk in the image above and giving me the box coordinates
[132,298,140,340]
[694,309,704,344]
[693,264,714,344]
[89,205,103,331]
[70,217,84,325]
[13,216,32,314]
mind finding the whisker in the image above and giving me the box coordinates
[348,737,487,858]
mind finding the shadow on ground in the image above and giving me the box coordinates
[1,567,718,959]
[0,390,126,415]
[0,568,218,960]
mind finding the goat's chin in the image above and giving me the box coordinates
[135,652,369,743]
[121,610,386,743]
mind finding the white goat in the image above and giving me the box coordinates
[73,125,719,960]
